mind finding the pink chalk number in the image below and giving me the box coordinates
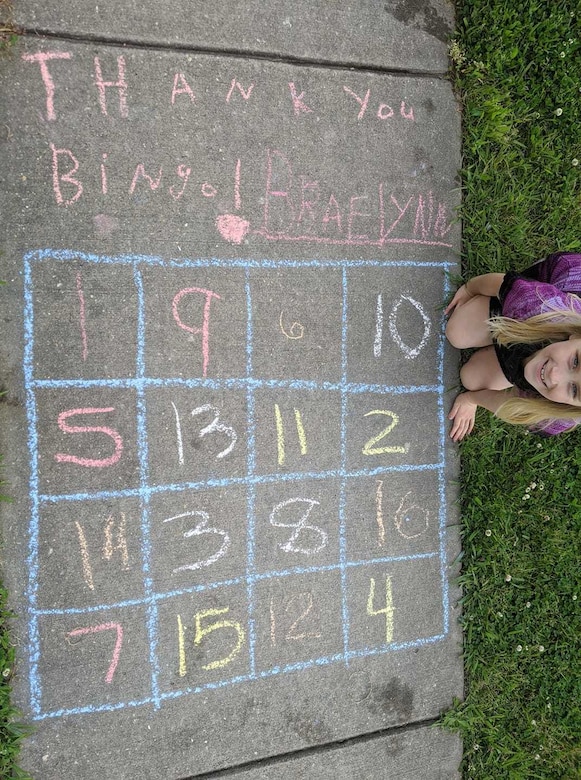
[172,287,221,378]
[66,622,123,684]
[54,407,123,468]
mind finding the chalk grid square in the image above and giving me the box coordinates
[23,249,453,719]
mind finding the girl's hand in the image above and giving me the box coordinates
[449,392,477,442]
[444,284,473,316]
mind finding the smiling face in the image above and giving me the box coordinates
[523,336,581,406]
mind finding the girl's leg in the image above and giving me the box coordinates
[460,345,512,391]
[446,295,494,349]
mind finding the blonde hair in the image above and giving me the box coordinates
[488,304,581,430]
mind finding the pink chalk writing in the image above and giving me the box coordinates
[234,159,242,211]
[255,149,452,246]
[66,622,123,684]
[262,149,296,234]
[201,182,218,198]
[54,407,123,468]
[288,83,313,116]
[76,272,88,361]
[343,86,370,120]
[169,164,192,201]
[21,51,72,121]
[225,79,254,103]
[93,56,128,118]
[343,86,414,122]
[172,288,221,378]
[171,73,196,104]
[100,153,108,195]
[216,214,250,244]
[50,144,83,206]
[129,164,163,195]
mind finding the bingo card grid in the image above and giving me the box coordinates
[23,248,453,721]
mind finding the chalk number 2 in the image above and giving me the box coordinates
[362,410,409,455]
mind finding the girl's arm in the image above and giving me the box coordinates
[445,273,506,315]
[448,387,517,442]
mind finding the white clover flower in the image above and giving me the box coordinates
[555,108,563,116]
[531,719,536,726]
[485,529,492,536]
[539,645,545,652]
[560,51,566,58]
[526,601,531,608]
[497,611,503,618]
[573,159,579,166]
[535,754,541,760]
[516,644,522,652]
[573,594,577,601]
[505,574,512,582]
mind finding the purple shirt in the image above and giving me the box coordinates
[498,252,581,435]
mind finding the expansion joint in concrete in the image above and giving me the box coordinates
[19,28,449,79]
[179,717,442,779]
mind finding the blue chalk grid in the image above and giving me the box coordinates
[24,249,453,720]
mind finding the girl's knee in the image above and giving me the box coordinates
[460,360,480,390]
[446,317,470,349]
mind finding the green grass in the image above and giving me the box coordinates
[0,458,30,779]
[0,1,18,53]
[440,1,581,778]
[1,2,580,778]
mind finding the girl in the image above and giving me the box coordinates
[445,251,581,441]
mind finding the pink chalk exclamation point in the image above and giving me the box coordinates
[216,158,250,244]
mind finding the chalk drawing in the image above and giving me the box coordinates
[171,402,184,466]
[23,250,450,720]
[362,410,410,456]
[270,591,321,646]
[367,576,394,644]
[389,293,432,360]
[375,480,385,548]
[50,144,83,207]
[177,614,187,677]
[194,607,246,670]
[171,73,196,105]
[288,83,313,116]
[66,622,124,684]
[225,79,254,103]
[373,294,383,359]
[74,519,95,590]
[172,287,221,378]
[274,405,308,466]
[21,51,72,121]
[190,404,237,459]
[269,497,327,555]
[279,311,305,340]
[103,513,130,568]
[394,492,429,539]
[93,56,128,118]
[163,510,230,573]
[54,407,123,468]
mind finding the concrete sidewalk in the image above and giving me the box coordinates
[0,2,463,778]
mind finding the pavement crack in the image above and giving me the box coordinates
[19,28,449,79]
